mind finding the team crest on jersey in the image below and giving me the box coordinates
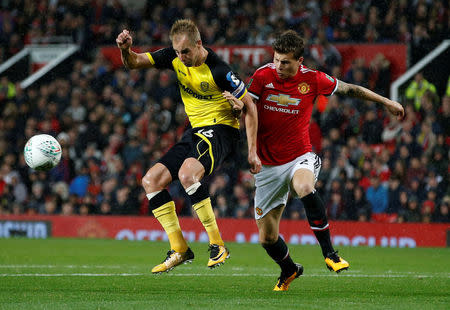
[200,82,209,92]
[298,82,310,94]
[255,207,263,216]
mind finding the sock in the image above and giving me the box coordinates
[313,229,334,257]
[262,236,296,275]
[150,190,188,253]
[193,198,224,246]
[187,182,224,246]
[301,191,335,257]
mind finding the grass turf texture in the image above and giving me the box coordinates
[0,238,449,310]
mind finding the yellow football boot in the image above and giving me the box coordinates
[151,248,194,274]
[207,244,230,268]
[325,251,349,273]
[273,263,303,291]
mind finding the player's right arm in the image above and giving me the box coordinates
[242,93,261,174]
[222,90,261,174]
[116,29,153,69]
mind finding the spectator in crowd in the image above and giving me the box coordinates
[366,173,388,214]
[98,200,113,216]
[387,177,403,214]
[399,195,422,223]
[405,72,437,111]
[43,195,58,215]
[68,165,90,198]
[361,109,383,145]
[432,200,449,223]
[326,192,344,220]
[0,76,16,102]
[415,118,437,157]
[61,201,75,216]
[352,186,372,222]
[213,194,229,218]
[27,181,46,214]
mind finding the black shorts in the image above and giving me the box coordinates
[159,124,240,180]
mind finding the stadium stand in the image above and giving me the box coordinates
[0,0,448,224]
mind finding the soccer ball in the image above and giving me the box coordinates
[24,134,62,171]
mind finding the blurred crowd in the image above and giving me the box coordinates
[0,0,448,64]
[0,0,449,223]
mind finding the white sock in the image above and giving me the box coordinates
[146,190,162,200]
[185,182,201,195]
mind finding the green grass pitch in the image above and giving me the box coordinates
[0,238,449,309]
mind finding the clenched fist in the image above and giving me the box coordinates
[116,29,133,50]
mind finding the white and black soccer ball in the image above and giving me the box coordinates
[24,134,62,171]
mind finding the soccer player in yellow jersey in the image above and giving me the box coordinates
[116,19,261,273]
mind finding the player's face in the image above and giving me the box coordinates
[273,52,303,79]
[172,34,202,67]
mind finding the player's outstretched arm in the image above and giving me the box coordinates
[335,80,405,120]
[242,93,262,174]
[116,29,153,69]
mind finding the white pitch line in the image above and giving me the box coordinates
[0,265,127,269]
[0,273,449,278]
[0,273,145,277]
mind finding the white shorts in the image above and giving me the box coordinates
[254,152,321,219]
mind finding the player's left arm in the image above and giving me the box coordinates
[335,80,405,120]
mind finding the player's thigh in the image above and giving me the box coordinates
[290,152,321,198]
[291,169,316,198]
[142,163,172,192]
[158,129,193,181]
[254,163,291,220]
[256,204,285,244]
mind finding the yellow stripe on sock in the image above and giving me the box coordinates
[152,201,188,252]
[193,198,224,246]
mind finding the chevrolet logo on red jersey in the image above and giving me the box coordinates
[266,94,301,107]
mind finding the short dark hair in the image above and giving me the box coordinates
[272,30,304,59]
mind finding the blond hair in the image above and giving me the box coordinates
[169,19,201,43]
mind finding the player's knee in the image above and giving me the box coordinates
[179,159,204,188]
[178,169,194,188]
[295,183,314,198]
[142,169,166,192]
[259,233,278,246]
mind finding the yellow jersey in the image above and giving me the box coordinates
[146,47,247,129]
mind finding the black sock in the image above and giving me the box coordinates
[301,191,335,257]
[149,189,172,211]
[187,183,209,204]
[262,237,296,275]
[313,229,334,257]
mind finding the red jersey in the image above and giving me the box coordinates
[248,63,338,165]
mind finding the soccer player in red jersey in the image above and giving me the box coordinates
[243,30,404,291]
